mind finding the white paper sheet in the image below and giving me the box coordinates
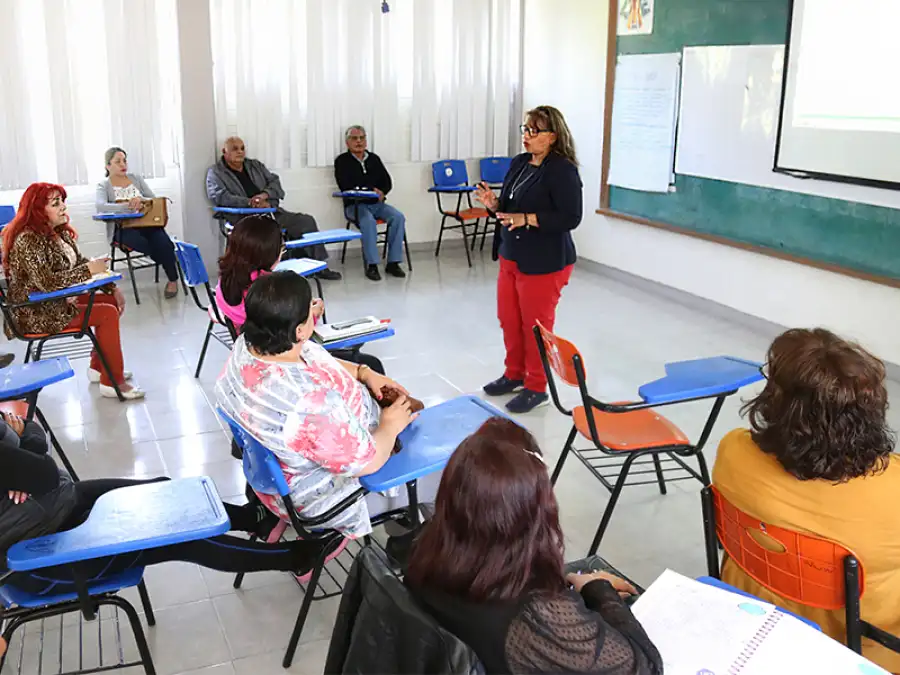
[608,53,681,193]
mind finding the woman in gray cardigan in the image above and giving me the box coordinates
[95,147,179,299]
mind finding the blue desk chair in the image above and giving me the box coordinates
[0,205,15,228]
[534,322,763,556]
[0,276,128,401]
[173,242,236,378]
[93,214,185,306]
[333,191,413,271]
[428,161,487,268]
[473,157,512,252]
[0,357,80,479]
[217,409,410,668]
[212,206,277,238]
[0,477,230,675]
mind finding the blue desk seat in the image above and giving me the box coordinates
[28,273,122,303]
[0,357,79,479]
[0,477,228,675]
[362,395,507,492]
[274,258,328,277]
[429,161,486,267]
[317,327,394,352]
[639,356,763,405]
[212,206,278,215]
[93,213,168,305]
[285,229,362,248]
[695,576,821,631]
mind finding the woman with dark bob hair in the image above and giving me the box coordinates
[406,418,662,674]
[215,272,435,543]
[713,328,900,672]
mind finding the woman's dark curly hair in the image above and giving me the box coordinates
[743,328,895,482]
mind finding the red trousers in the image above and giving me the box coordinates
[497,257,573,392]
[64,294,124,387]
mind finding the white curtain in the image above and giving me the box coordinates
[0,0,173,190]
[210,0,521,168]
[411,0,522,162]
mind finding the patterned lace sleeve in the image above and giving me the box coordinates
[505,586,662,675]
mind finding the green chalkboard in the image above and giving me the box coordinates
[609,0,900,282]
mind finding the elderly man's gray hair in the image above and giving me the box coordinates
[344,125,366,140]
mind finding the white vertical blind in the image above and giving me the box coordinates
[0,0,177,189]
[210,0,523,168]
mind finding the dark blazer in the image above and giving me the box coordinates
[334,152,393,207]
[492,152,583,275]
[324,546,483,675]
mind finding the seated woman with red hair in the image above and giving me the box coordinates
[2,183,143,400]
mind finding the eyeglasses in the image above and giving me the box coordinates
[348,135,366,141]
[520,124,552,137]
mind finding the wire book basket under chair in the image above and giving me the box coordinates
[533,321,763,556]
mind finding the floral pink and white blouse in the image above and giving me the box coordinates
[215,335,382,538]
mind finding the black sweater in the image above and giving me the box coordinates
[493,152,583,275]
[334,151,393,207]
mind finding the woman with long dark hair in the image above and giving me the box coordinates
[406,418,662,674]
[3,183,143,400]
[714,328,900,672]
[216,215,384,372]
[476,106,583,414]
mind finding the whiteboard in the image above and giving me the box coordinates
[675,45,900,210]
[608,53,681,193]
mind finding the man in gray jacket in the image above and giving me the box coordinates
[206,137,341,280]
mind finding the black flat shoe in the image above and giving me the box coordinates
[365,265,382,281]
[506,389,550,414]
[316,269,342,281]
[483,375,524,396]
[385,262,406,278]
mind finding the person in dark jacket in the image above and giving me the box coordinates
[475,105,582,413]
[0,412,333,594]
[406,418,662,675]
[334,126,407,281]
[206,137,341,280]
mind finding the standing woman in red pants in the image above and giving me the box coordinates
[476,106,582,414]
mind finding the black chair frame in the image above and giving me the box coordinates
[468,180,503,253]
[234,472,414,668]
[109,223,186,305]
[700,486,900,657]
[186,281,237,379]
[431,190,484,268]
[339,200,412,271]
[0,566,157,675]
[535,325,728,556]
[0,289,125,402]
[0,388,79,481]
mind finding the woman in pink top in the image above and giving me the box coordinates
[216,216,383,372]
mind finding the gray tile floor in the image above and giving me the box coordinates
[8,246,899,674]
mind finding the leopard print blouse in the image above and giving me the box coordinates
[4,228,113,337]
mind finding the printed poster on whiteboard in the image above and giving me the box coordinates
[618,0,654,36]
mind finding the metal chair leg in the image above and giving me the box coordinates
[403,232,412,270]
[108,596,157,675]
[125,250,141,305]
[652,454,667,495]
[34,406,79,480]
[551,426,578,485]
[341,220,352,264]
[137,580,155,626]
[154,264,160,284]
[434,216,447,256]
[695,449,711,485]
[588,454,639,556]
[283,554,328,668]
[460,220,473,267]
[194,321,214,379]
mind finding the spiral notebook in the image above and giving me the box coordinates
[632,570,888,675]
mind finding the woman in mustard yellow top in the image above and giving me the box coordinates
[713,328,900,672]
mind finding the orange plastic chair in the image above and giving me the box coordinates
[534,322,723,556]
[702,486,900,655]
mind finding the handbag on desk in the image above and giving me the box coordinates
[115,197,170,228]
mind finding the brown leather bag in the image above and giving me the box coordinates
[115,197,170,229]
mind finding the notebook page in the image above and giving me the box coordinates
[632,570,777,675]
[740,613,889,675]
